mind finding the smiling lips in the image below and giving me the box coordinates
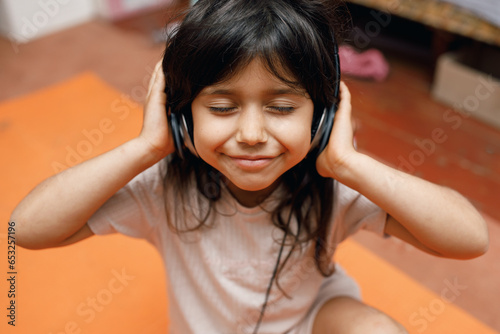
[227,154,277,171]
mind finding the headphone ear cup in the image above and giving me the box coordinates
[168,111,199,159]
[310,103,336,157]
[180,114,199,157]
[310,108,326,151]
[169,112,186,159]
[316,104,336,156]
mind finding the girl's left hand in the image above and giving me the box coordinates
[316,81,359,180]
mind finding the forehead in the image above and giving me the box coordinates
[199,58,308,97]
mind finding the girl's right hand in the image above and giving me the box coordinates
[12,61,176,250]
[138,60,176,162]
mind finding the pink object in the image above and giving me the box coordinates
[339,45,390,81]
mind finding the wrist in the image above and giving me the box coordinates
[329,152,369,188]
[128,137,167,170]
[135,134,175,165]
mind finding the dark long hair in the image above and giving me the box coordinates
[162,0,346,286]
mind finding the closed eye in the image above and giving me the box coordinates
[209,106,295,114]
[209,106,236,113]
[268,106,295,114]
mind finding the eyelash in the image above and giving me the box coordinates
[269,106,294,113]
[208,106,295,114]
[209,107,235,113]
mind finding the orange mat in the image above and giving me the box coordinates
[0,73,497,334]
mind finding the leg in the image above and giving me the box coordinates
[312,296,408,334]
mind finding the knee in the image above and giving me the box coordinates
[313,297,408,334]
[351,308,408,334]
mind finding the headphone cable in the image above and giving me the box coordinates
[252,209,293,334]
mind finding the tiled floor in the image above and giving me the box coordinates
[1,10,499,332]
[347,54,500,330]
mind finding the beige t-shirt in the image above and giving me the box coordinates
[88,159,386,333]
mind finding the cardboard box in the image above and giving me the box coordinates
[432,50,500,129]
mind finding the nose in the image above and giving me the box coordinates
[235,107,268,145]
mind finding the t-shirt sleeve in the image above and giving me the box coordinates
[87,159,167,242]
[329,180,387,245]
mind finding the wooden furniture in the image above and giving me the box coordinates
[347,0,500,46]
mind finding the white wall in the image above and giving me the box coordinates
[94,0,175,21]
[0,0,180,43]
[0,0,96,43]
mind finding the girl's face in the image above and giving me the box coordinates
[191,59,314,205]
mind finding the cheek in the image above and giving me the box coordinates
[283,123,311,155]
[272,113,313,155]
[192,113,230,156]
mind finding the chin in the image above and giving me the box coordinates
[231,180,273,192]
[224,173,278,190]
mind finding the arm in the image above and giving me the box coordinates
[10,62,174,250]
[317,82,489,259]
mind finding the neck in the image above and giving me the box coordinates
[224,178,281,208]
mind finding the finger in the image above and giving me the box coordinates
[147,61,161,93]
[338,81,351,113]
[352,117,360,132]
[352,118,360,150]
[331,81,354,144]
[146,60,165,100]
[332,81,352,128]
[340,83,359,149]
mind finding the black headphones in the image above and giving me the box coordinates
[309,41,341,158]
[168,43,340,160]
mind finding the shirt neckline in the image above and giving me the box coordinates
[218,182,284,216]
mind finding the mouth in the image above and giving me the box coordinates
[226,154,278,171]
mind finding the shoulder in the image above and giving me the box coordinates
[331,180,387,239]
[333,180,364,208]
[87,158,170,238]
[130,157,168,189]
[333,180,379,212]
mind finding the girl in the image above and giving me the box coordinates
[11,0,488,333]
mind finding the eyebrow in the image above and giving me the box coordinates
[199,87,309,97]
